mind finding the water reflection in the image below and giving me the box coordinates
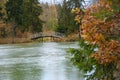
[10,63,42,80]
[0,42,84,80]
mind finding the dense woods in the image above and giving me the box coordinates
[55,0,80,35]
[0,0,81,43]
[0,0,43,42]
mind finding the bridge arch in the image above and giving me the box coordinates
[30,32,65,41]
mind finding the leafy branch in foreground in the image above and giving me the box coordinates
[69,40,116,80]
[69,0,120,80]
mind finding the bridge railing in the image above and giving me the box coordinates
[54,32,65,38]
[30,32,65,40]
[30,32,42,39]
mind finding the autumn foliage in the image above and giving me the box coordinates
[73,0,120,65]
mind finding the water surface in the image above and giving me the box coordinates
[0,42,84,80]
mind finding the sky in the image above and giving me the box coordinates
[39,0,92,5]
[39,0,62,4]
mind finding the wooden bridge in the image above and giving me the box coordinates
[30,32,65,41]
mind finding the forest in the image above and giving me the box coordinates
[0,0,82,43]
[0,0,44,43]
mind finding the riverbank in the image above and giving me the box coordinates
[0,33,79,44]
[54,33,79,42]
[0,38,31,44]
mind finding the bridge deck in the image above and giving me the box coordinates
[30,32,65,40]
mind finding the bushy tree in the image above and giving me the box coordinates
[56,0,84,35]
[22,0,43,32]
[5,0,43,33]
[70,0,120,79]
[0,1,7,38]
[0,6,3,19]
[0,0,6,20]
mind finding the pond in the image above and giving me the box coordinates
[0,42,84,80]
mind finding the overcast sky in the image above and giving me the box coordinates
[39,0,62,4]
[39,0,92,5]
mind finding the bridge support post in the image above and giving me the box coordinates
[53,37,54,41]
[41,37,43,42]
[50,36,54,42]
[51,36,53,42]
